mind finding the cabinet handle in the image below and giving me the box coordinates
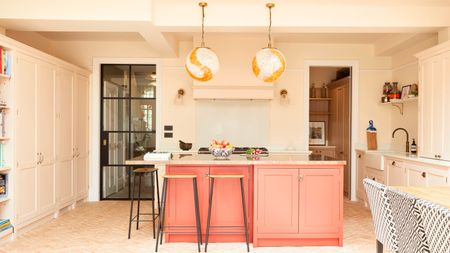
[435,154,442,159]
[41,154,44,163]
[298,175,303,182]
[372,177,376,181]
[37,152,41,164]
[392,161,396,166]
[358,154,361,158]
[421,172,426,178]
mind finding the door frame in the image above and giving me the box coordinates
[89,58,162,201]
[304,60,359,201]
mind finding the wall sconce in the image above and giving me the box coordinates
[177,89,185,98]
[280,89,288,99]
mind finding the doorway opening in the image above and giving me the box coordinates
[308,66,352,198]
[100,64,157,200]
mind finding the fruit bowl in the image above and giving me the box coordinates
[209,140,234,158]
[209,147,234,158]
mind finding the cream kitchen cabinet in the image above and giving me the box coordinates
[417,42,450,162]
[14,50,90,229]
[385,157,449,187]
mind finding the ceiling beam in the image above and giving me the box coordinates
[374,33,436,56]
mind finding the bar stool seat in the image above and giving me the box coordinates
[128,167,160,240]
[156,174,202,252]
[205,174,250,252]
[164,174,197,179]
[209,174,245,179]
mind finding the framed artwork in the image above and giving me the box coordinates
[309,121,326,146]
[401,85,411,99]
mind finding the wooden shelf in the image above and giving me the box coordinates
[0,197,10,204]
[310,98,332,101]
[0,137,9,141]
[380,96,418,115]
[0,74,11,79]
[0,106,10,111]
[0,167,11,173]
[0,225,13,239]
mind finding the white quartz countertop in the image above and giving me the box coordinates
[126,153,346,166]
[355,149,450,167]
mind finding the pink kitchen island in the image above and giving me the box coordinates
[126,153,345,248]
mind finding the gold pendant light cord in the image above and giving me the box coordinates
[268,5,272,48]
[200,2,206,47]
[266,3,274,48]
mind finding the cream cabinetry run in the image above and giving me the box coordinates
[14,51,90,229]
[386,157,449,187]
[417,41,450,162]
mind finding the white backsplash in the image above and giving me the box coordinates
[195,100,270,147]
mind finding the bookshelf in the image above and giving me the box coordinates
[0,42,13,240]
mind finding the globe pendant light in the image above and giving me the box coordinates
[252,3,286,82]
[185,2,219,82]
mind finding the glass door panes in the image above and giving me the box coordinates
[100,64,157,200]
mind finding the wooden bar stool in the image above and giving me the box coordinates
[128,167,160,239]
[204,174,250,252]
[155,174,202,252]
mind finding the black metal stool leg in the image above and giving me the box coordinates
[240,178,250,252]
[151,171,156,239]
[128,172,136,239]
[159,178,169,245]
[155,178,168,252]
[205,178,215,252]
[376,240,383,253]
[136,173,142,230]
[156,170,161,216]
[192,178,202,252]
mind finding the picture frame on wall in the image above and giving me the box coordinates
[401,85,411,99]
[309,121,326,146]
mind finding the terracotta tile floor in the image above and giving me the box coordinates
[1,200,377,253]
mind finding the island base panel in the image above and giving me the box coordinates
[254,237,342,247]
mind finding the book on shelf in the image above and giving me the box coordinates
[0,219,12,232]
[0,144,3,168]
[0,48,11,76]
[0,173,7,196]
[0,111,5,137]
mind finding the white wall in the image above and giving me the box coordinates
[390,36,438,152]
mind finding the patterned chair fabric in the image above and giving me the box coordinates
[386,187,430,253]
[416,199,450,253]
[363,178,398,252]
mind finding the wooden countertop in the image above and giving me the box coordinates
[125,154,346,166]
[394,186,450,209]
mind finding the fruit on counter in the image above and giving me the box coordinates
[246,148,262,156]
[209,140,233,149]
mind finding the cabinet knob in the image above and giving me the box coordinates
[372,177,376,181]
[298,175,304,182]
[358,154,361,158]
[392,161,396,166]
[421,172,426,178]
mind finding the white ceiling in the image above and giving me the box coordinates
[37,32,145,41]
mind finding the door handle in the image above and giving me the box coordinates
[103,139,107,146]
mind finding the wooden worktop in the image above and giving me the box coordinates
[125,153,346,166]
[394,186,450,209]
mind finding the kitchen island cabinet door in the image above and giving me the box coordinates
[208,166,252,242]
[299,168,342,236]
[255,168,299,234]
[165,166,209,241]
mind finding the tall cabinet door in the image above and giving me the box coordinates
[442,52,450,161]
[420,55,444,160]
[299,168,341,234]
[74,74,90,199]
[56,67,75,206]
[15,53,39,224]
[256,168,299,234]
[37,61,57,214]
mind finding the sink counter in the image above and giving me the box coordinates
[126,153,346,166]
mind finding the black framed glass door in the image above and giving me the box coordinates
[100,64,157,200]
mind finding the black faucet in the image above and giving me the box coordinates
[392,128,409,153]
